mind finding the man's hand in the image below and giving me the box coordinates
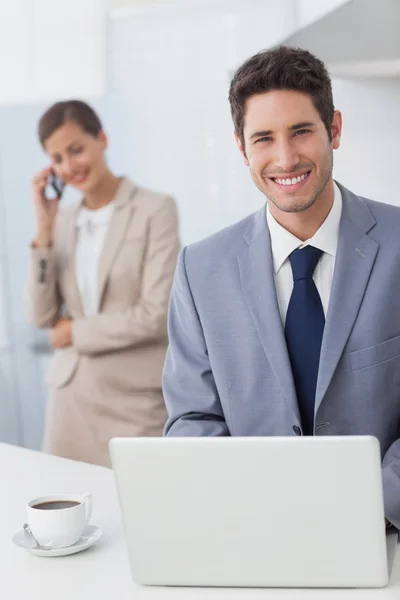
[49,318,73,349]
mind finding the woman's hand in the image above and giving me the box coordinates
[32,168,60,247]
[49,318,73,349]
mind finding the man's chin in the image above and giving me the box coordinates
[267,194,316,214]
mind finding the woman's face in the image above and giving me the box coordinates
[44,120,109,193]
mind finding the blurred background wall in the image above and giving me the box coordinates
[1,0,399,450]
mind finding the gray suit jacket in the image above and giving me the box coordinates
[163,182,400,529]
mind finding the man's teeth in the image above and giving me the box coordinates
[274,173,308,186]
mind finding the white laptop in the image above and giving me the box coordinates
[109,435,398,588]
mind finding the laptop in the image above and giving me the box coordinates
[109,435,398,588]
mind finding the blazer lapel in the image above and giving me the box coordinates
[315,184,379,412]
[97,178,137,310]
[63,203,84,317]
[237,208,300,422]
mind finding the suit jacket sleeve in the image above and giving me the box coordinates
[72,195,180,354]
[24,216,63,329]
[163,247,230,436]
[382,440,400,529]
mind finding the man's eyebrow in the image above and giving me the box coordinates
[250,129,272,140]
[289,121,316,131]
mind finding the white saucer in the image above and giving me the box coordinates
[12,524,103,557]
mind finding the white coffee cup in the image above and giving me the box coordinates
[27,493,92,549]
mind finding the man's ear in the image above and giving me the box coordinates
[331,110,342,150]
[234,131,249,166]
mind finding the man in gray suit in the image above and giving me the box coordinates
[163,46,400,529]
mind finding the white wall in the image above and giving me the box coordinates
[0,0,106,105]
[109,1,299,244]
[297,0,350,28]
[333,77,400,205]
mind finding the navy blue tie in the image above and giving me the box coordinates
[284,246,325,436]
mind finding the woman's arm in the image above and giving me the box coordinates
[24,243,63,328]
[24,170,63,328]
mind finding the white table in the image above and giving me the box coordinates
[2,442,400,599]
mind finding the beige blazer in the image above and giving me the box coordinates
[25,178,180,459]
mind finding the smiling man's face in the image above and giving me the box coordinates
[236,89,342,216]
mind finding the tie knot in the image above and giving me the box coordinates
[289,246,323,281]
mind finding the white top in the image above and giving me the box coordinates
[75,202,115,315]
[266,182,342,325]
[3,443,400,598]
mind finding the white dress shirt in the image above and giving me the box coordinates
[266,182,342,325]
[75,202,115,316]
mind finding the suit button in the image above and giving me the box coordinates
[293,425,302,436]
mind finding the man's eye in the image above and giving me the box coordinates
[294,129,310,137]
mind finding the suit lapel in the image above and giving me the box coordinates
[97,178,137,310]
[63,203,84,317]
[237,208,300,422]
[315,184,379,412]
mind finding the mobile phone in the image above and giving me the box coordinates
[47,170,65,200]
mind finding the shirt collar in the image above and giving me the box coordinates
[76,202,115,228]
[266,181,343,274]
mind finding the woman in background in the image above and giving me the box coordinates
[25,100,180,467]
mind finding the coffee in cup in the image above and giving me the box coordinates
[32,500,81,510]
[27,493,92,549]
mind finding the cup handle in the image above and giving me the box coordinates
[82,493,93,524]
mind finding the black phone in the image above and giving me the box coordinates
[47,170,65,200]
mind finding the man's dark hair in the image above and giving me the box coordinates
[229,45,334,149]
[38,100,103,146]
